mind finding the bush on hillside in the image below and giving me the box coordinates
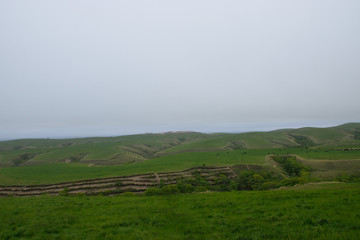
[272,155,310,177]
[258,181,278,190]
[59,187,69,196]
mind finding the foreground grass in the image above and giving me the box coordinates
[1,185,359,240]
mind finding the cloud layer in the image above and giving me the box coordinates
[1,1,360,139]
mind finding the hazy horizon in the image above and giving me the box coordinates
[0,121,355,141]
[1,1,360,140]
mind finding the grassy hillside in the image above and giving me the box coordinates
[1,124,360,239]
[0,123,359,185]
[1,123,360,166]
[0,147,359,186]
[1,185,359,239]
[0,132,207,166]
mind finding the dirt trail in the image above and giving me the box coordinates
[154,173,160,183]
[226,167,238,177]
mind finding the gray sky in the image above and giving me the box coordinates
[1,0,360,139]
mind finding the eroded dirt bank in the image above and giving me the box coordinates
[0,166,237,197]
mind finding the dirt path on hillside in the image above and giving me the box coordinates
[227,167,238,177]
[154,173,160,183]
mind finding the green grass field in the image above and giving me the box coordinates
[1,185,359,240]
[1,123,360,239]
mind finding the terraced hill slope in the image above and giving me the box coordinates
[0,166,237,197]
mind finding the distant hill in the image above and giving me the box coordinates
[0,123,359,167]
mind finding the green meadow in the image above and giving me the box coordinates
[1,185,359,240]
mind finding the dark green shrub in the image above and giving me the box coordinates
[258,182,278,190]
[354,131,360,140]
[289,134,315,148]
[214,175,232,191]
[234,171,265,190]
[59,187,69,196]
[176,181,195,193]
[280,177,307,186]
[336,174,360,183]
[272,155,310,177]
[160,185,180,195]
[145,187,161,196]
[194,186,208,192]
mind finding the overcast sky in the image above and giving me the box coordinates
[1,0,360,140]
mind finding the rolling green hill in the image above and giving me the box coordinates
[0,132,207,166]
[1,123,359,166]
[0,123,360,185]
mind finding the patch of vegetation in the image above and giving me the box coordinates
[354,131,360,140]
[145,170,212,196]
[58,187,69,196]
[272,155,310,177]
[10,153,36,166]
[234,171,282,190]
[269,155,313,186]
[336,174,360,183]
[289,134,315,148]
[146,169,292,196]
[225,141,245,150]
[61,152,87,163]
